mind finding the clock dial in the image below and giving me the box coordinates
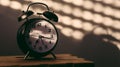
[26,20,58,53]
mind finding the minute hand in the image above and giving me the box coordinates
[39,35,53,39]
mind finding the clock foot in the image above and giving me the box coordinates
[50,52,56,59]
[23,51,56,60]
[24,51,30,60]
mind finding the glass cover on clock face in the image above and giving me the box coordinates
[27,20,58,53]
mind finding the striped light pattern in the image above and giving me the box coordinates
[0,0,120,49]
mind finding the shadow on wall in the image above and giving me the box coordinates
[78,31,120,67]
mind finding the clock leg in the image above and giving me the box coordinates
[50,52,56,59]
[24,51,30,60]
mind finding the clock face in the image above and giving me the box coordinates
[25,20,58,53]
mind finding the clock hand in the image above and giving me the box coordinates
[34,39,39,48]
[34,38,47,48]
[40,38,48,48]
[39,35,53,39]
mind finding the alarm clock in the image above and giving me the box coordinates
[17,2,58,59]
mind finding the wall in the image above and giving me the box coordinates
[0,0,120,67]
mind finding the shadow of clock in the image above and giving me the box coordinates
[78,32,120,67]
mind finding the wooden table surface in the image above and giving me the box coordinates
[0,54,94,67]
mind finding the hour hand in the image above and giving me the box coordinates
[39,35,53,39]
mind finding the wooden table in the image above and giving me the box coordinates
[0,54,94,67]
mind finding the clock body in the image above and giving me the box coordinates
[17,18,58,58]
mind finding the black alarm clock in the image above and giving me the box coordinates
[17,2,58,59]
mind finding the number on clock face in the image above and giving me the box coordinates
[28,20,57,53]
